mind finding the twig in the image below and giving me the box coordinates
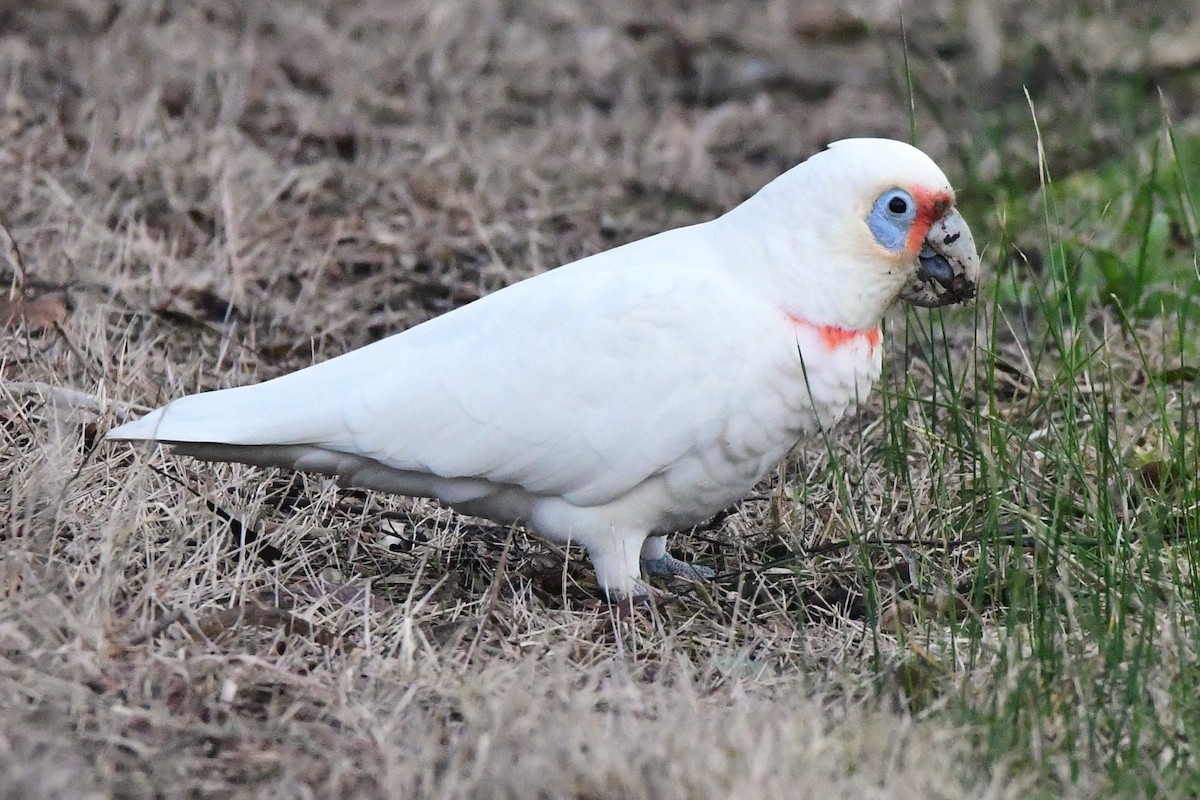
[691,495,768,534]
[466,524,518,655]
[676,529,1103,599]
[146,464,284,565]
[2,380,149,418]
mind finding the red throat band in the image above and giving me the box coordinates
[785,313,881,351]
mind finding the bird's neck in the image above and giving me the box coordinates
[715,190,907,332]
[783,312,881,352]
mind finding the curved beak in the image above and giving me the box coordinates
[899,208,980,308]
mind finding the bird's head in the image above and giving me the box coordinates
[738,138,980,331]
[848,139,979,310]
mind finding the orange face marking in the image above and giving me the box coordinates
[905,187,952,254]
[786,313,881,352]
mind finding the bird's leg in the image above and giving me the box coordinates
[585,529,651,600]
[639,535,716,580]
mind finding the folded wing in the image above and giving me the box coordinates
[109,227,771,508]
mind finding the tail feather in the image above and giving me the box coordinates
[106,376,350,446]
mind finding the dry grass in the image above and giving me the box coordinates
[3,1,1199,797]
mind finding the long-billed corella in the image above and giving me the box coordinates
[109,138,980,601]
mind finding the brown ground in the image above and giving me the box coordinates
[2,1,1196,797]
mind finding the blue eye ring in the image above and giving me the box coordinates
[867,188,918,252]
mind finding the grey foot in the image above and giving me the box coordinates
[641,554,716,580]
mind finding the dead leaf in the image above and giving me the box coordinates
[156,287,244,327]
[0,291,69,331]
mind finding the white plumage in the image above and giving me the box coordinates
[109,138,980,599]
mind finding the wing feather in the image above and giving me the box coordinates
[110,221,778,508]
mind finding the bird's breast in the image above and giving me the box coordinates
[657,318,883,527]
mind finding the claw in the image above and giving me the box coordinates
[642,554,716,580]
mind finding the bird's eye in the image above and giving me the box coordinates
[866,188,918,251]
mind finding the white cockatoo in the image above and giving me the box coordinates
[108,138,980,600]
